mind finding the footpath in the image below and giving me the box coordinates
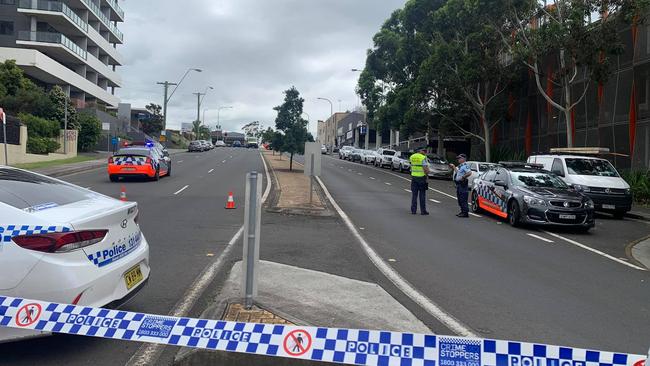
[174,150,431,365]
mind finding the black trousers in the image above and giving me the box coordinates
[456,184,469,214]
[411,176,427,214]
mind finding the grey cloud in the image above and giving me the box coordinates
[117,0,406,133]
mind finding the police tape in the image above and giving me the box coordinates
[0,295,646,366]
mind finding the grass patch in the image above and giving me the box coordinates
[13,155,99,170]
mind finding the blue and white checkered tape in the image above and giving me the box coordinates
[0,296,645,366]
[0,225,70,243]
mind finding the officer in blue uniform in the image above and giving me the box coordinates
[450,154,471,218]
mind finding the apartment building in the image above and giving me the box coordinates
[0,0,124,108]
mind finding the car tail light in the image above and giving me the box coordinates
[108,156,114,164]
[12,230,108,253]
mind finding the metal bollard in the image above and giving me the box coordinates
[243,171,262,309]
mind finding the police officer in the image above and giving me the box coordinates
[450,153,471,218]
[409,148,430,215]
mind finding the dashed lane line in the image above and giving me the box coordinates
[385,182,392,186]
[369,177,376,180]
[208,169,214,173]
[404,189,412,193]
[429,199,441,204]
[222,160,227,163]
[173,185,189,195]
[526,233,554,243]
[469,213,481,218]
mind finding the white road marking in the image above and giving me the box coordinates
[469,213,481,218]
[208,169,214,173]
[404,189,412,193]
[127,153,272,366]
[173,185,189,195]
[385,182,392,186]
[541,230,646,271]
[358,172,363,175]
[222,160,227,163]
[369,177,376,180]
[429,199,441,203]
[177,160,183,163]
[526,233,554,243]
[315,176,477,337]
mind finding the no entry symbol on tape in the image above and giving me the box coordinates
[15,303,42,327]
[283,329,312,357]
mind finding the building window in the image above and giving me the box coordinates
[0,21,13,35]
[0,0,16,5]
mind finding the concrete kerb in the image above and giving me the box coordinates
[262,153,333,217]
[626,234,650,270]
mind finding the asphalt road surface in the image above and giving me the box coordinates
[0,148,266,366]
[315,154,650,354]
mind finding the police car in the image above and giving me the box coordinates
[108,145,171,182]
[470,162,595,230]
[0,167,150,342]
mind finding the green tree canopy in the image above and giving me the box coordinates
[273,86,309,171]
[141,103,164,136]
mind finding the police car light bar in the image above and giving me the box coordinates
[549,147,611,155]
[498,161,544,169]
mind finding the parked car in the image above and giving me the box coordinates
[350,149,364,163]
[361,150,377,165]
[375,148,397,168]
[0,167,151,342]
[467,161,499,189]
[203,140,214,150]
[232,140,243,148]
[471,163,595,230]
[188,141,203,152]
[391,151,412,173]
[321,145,328,154]
[215,140,226,147]
[108,146,171,182]
[528,152,632,218]
[426,154,453,179]
[339,146,354,160]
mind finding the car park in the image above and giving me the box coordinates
[108,146,171,182]
[361,150,377,165]
[0,167,151,342]
[391,151,412,173]
[467,161,499,189]
[375,148,397,168]
[528,150,632,218]
[339,146,354,160]
[426,154,452,179]
[471,163,595,230]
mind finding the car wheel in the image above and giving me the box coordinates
[471,191,481,213]
[153,168,160,181]
[109,175,118,182]
[167,164,172,177]
[508,201,521,227]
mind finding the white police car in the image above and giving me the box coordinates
[0,167,150,342]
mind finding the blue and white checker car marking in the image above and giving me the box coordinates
[0,225,71,243]
[475,182,507,212]
[0,296,645,366]
[113,157,147,166]
[86,231,142,267]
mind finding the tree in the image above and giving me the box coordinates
[0,60,53,118]
[140,103,164,137]
[48,85,79,130]
[501,0,648,147]
[77,112,101,152]
[273,87,309,171]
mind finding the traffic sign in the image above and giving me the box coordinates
[15,303,41,327]
[283,329,312,357]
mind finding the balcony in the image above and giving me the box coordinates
[86,52,122,87]
[17,0,88,34]
[80,0,123,43]
[17,31,87,61]
[104,0,124,21]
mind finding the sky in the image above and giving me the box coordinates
[116,0,407,135]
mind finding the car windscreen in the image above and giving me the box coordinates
[0,168,91,210]
[383,150,396,156]
[565,158,619,177]
[117,148,150,156]
[511,171,569,189]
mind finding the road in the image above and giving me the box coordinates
[314,154,650,354]
[0,147,266,366]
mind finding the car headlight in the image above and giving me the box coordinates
[523,196,546,206]
[573,184,590,193]
[625,188,632,195]
[584,200,594,209]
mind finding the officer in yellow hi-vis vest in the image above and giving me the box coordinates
[409,148,431,215]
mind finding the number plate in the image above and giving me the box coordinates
[602,204,616,210]
[122,167,136,171]
[124,265,143,290]
[559,214,576,220]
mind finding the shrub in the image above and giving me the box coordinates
[621,170,650,205]
[19,113,59,138]
[27,136,59,154]
[77,112,101,152]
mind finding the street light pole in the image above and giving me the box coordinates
[317,97,334,154]
[157,67,202,132]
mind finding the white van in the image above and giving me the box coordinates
[527,154,632,218]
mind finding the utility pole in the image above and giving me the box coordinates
[193,92,204,124]
[157,81,177,132]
